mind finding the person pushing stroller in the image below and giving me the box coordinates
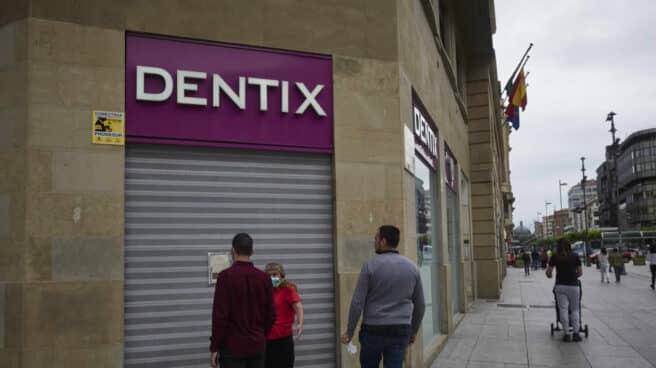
[546,239,583,342]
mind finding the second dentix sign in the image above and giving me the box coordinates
[126,33,334,153]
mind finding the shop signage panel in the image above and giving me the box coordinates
[126,33,333,153]
[412,90,438,170]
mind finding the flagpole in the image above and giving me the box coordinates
[503,55,531,103]
[503,43,533,97]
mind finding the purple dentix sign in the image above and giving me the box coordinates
[126,33,333,152]
[412,90,438,170]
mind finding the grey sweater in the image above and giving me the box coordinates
[346,251,426,336]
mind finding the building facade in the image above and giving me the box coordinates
[0,1,512,367]
[552,209,570,237]
[568,181,599,232]
[597,128,656,230]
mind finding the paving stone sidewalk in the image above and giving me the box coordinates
[432,264,656,368]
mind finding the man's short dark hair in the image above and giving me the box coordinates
[378,225,400,247]
[232,233,253,256]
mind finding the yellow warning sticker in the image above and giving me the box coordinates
[92,111,125,145]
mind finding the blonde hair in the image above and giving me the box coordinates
[265,262,295,289]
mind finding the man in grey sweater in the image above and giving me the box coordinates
[341,225,426,368]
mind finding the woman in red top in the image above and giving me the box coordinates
[264,262,304,368]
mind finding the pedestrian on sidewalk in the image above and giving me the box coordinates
[210,233,277,368]
[647,241,656,290]
[341,225,426,368]
[531,249,540,270]
[546,238,583,342]
[264,262,304,368]
[540,249,549,269]
[609,248,624,283]
[522,251,532,276]
[598,248,610,284]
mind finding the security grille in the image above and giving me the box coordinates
[124,144,336,368]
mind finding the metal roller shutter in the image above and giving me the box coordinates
[124,144,336,368]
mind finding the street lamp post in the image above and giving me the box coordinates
[605,111,622,247]
[581,157,590,266]
[559,180,568,210]
[537,211,542,239]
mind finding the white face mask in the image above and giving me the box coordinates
[271,276,281,288]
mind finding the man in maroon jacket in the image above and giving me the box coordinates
[210,233,276,368]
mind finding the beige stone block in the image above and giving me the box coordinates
[311,3,368,58]
[336,271,363,368]
[51,237,123,281]
[0,0,29,27]
[471,182,491,196]
[335,199,405,272]
[473,233,496,247]
[472,246,498,260]
[0,150,24,192]
[27,106,112,149]
[475,259,500,299]
[29,18,124,68]
[472,220,494,234]
[334,128,402,164]
[0,108,27,149]
[472,207,493,223]
[438,264,452,333]
[334,57,399,96]
[470,169,491,183]
[260,1,320,53]
[21,344,123,368]
[25,237,52,281]
[0,18,27,68]
[466,80,489,94]
[0,238,24,282]
[470,142,492,164]
[0,349,20,368]
[0,194,9,237]
[29,63,123,110]
[3,283,22,349]
[469,131,490,144]
[52,150,123,193]
[23,281,123,349]
[363,0,398,61]
[30,0,129,30]
[0,67,27,110]
[466,92,489,109]
[334,162,403,201]
[471,194,492,208]
[334,91,401,134]
[25,149,52,192]
[26,193,123,238]
[468,117,490,133]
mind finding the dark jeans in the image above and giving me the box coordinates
[524,264,530,275]
[359,326,410,368]
[265,335,294,368]
[219,351,265,368]
[613,266,622,282]
[650,265,656,287]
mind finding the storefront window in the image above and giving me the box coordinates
[415,156,440,343]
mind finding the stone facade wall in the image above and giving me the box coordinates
[0,1,509,367]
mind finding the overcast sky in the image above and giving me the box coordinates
[493,0,655,231]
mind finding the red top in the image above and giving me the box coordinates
[210,261,276,355]
[267,285,301,340]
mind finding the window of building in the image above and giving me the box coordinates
[415,156,441,343]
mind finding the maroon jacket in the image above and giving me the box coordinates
[210,261,276,356]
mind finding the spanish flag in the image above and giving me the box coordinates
[509,68,527,111]
[505,68,527,130]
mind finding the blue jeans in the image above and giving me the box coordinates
[359,330,409,368]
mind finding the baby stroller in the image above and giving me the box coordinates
[549,280,589,337]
